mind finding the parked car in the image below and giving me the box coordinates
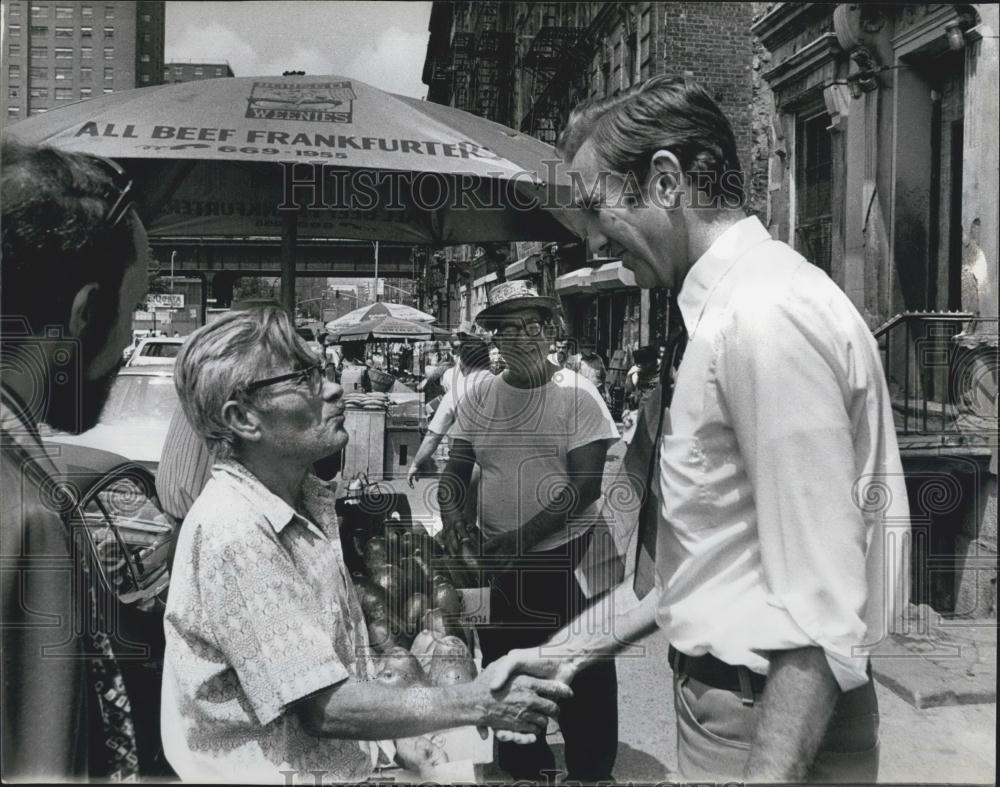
[126,336,184,366]
[42,367,177,474]
[43,441,176,776]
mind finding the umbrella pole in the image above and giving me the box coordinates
[280,211,297,316]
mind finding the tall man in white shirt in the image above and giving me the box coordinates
[491,77,911,783]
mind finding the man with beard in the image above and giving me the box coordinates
[438,281,620,782]
[1,142,150,780]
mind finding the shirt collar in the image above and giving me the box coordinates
[214,458,332,537]
[678,215,772,336]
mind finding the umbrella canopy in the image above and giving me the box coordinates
[6,75,579,244]
[328,315,449,342]
[326,301,436,330]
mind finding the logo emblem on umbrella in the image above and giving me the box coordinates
[246,80,357,123]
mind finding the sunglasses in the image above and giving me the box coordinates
[84,154,136,233]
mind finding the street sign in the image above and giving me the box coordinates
[376,278,385,296]
[147,293,185,309]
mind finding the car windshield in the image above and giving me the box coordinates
[100,375,178,425]
[141,342,181,358]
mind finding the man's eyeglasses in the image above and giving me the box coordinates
[238,361,340,398]
[489,321,545,339]
[86,155,135,233]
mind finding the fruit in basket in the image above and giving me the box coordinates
[368,562,401,600]
[352,573,388,619]
[432,580,464,617]
[431,659,478,686]
[376,647,429,687]
[399,556,430,600]
[403,592,428,637]
[363,536,388,566]
[366,617,397,654]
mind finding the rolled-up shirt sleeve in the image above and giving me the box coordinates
[716,289,872,691]
[200,528,351,725]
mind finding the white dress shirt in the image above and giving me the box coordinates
[654,216,910,691]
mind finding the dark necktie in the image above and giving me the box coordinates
[632,326,687,598]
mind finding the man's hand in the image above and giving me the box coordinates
[472,662,572,736]
[406,463,423,488]
[440,518,470,556]
[487,647,580,690]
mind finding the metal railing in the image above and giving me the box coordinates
[873,311,998,437]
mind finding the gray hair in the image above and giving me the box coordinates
[173,306,316,457]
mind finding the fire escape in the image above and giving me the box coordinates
[470,2,514,123]
[520,24,582,145]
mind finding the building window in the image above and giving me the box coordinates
[29,66,47,78]
[194,67,203,76]
[55,26,73,37]
[140,73,150,83]
[103,26,113,39]
[9,86,21,98]
[9,65,21,78]
[55,6,74,18]
[30,5,49,18]
[29,108,49,115]
[81,46,92,58]
[103,87,113,93]
[80,86,92,97]
[80,66,92,80]
[82,5,93,17]
[173,65,182,74]
[81,26,92,37]
[215,67,223,76]
[55,87,73,100]
[9,4,21,17]
[54,47,72,59]
[30,25,48,35]
[29,86,49,98]
[103,66,113,79]
[55,66,71,79]
[163,69,170,80]
[9,24,22,36]
[141,13,151,22]
[8,107,22,118]
[140,53,149,62]
[29,46,47,58]
[104,6,115,18]
[104,47,113,59]
[794,111,833,274]
[143,32,150,43]
[9,44,22,56]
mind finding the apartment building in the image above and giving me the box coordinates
[3,0,165,121]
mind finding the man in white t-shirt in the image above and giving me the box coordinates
[438,281,620,783]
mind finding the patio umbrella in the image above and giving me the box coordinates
[5,75,579,247]
[328,316,448,342]
[326,301,436,330]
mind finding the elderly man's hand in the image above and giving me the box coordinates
[394,734,449,776]
[472,662,572,737]
[485,649,581,743]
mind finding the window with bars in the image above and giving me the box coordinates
[794,112,833,274]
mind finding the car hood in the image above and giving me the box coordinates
[45,422,169,467]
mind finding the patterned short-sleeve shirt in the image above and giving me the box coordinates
[161,460,377,783]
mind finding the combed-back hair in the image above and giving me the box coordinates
[174,306,317,457]
[1,140,139,337]
[559,77,744,206]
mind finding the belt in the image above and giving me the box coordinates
[668,645,767,697]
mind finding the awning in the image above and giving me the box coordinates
[505,253,542,280]
[555,267,595,295]
[555,260,636,295]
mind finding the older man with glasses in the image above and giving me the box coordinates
[159,306,570,783]
[437,281,621,783]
